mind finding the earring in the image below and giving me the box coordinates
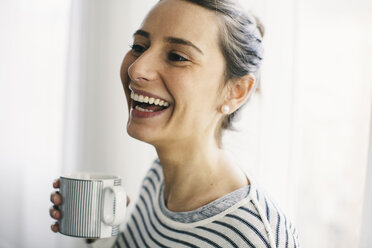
[221,105,230,114]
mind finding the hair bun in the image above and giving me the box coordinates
[254,15,265,38]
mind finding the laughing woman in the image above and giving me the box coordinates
[51,0,300,247]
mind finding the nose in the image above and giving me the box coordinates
[128,48,158,84]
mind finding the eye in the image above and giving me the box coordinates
[168,52,188,62]
[130,44,146,55]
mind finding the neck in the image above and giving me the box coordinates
[155,135,248,211]
[156,135,222,189]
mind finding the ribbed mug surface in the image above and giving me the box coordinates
[58,176,122,238]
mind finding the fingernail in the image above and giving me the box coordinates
[52,194,57,203]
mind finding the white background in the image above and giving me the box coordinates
[0,0,371,247]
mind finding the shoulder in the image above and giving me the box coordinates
[240,186,300,248]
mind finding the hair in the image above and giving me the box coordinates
[182,0,265,137]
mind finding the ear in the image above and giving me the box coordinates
[223,74,256,113]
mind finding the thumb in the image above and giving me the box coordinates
[126,195,130,206]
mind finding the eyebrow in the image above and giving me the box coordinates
[133,29,204,55]
[133,29,150,38]
[164,37,204,55]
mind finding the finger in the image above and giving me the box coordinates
[51,222,59,233]
[49,206,55,219]
[49,206,61,220]
[50,192,62,205]
[126,195,130,206]
[85,239,98,244]
[53,179,60,189]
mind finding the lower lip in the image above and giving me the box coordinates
[130,104,170,118]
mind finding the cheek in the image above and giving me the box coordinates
[175,72,221,103]
[167,72,221,116]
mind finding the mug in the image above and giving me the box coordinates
[58,173,127,238]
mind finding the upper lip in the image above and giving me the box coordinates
[129,86,170,103]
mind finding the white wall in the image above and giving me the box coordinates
[0,0,71,247]
[295,1,372,246]
[360,111,372,247]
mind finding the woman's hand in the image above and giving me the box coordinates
[49,179,62,232]
[49,179,130,233]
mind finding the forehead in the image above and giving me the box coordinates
[139,0,221,50]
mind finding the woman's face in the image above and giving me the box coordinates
[120,0,227,146]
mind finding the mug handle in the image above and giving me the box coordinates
[102,186,127,226]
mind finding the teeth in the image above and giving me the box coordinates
[130,91,170,107]
[134,93,139,101]
[135,105,154,112]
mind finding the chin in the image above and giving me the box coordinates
[125,105,174,146]
[126,122,157,145]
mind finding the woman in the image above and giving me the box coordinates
[50,0,300,247]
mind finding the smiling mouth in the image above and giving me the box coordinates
[130,91,170,113]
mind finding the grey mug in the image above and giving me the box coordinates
[58,173,127,238]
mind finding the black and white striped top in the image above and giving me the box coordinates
[113,160,300,248]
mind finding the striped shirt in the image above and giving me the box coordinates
[113,160,300,248]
